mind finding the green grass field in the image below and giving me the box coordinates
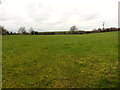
[2,32,119,88]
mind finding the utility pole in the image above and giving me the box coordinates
[103,22,105,31]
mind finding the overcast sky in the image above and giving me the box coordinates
[0,0,119,32]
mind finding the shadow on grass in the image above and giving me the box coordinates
[96,78,119,88]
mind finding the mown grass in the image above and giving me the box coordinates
[2,32,119,88]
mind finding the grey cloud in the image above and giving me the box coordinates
[0,0,118,32]
[25,2,53,24]
[86,14,98,20]
[0,18,8,21]
[83,13,99,21]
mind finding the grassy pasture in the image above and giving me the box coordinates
[2,32,119,88]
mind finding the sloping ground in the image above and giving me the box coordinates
[2,31,119,88]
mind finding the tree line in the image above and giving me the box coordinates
[0,25,120,35]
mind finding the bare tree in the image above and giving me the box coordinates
[0,25,9,35]
[18,27,26,34]
[29,27,35,35]
[70,25,78,32]
[98,28,102,32]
